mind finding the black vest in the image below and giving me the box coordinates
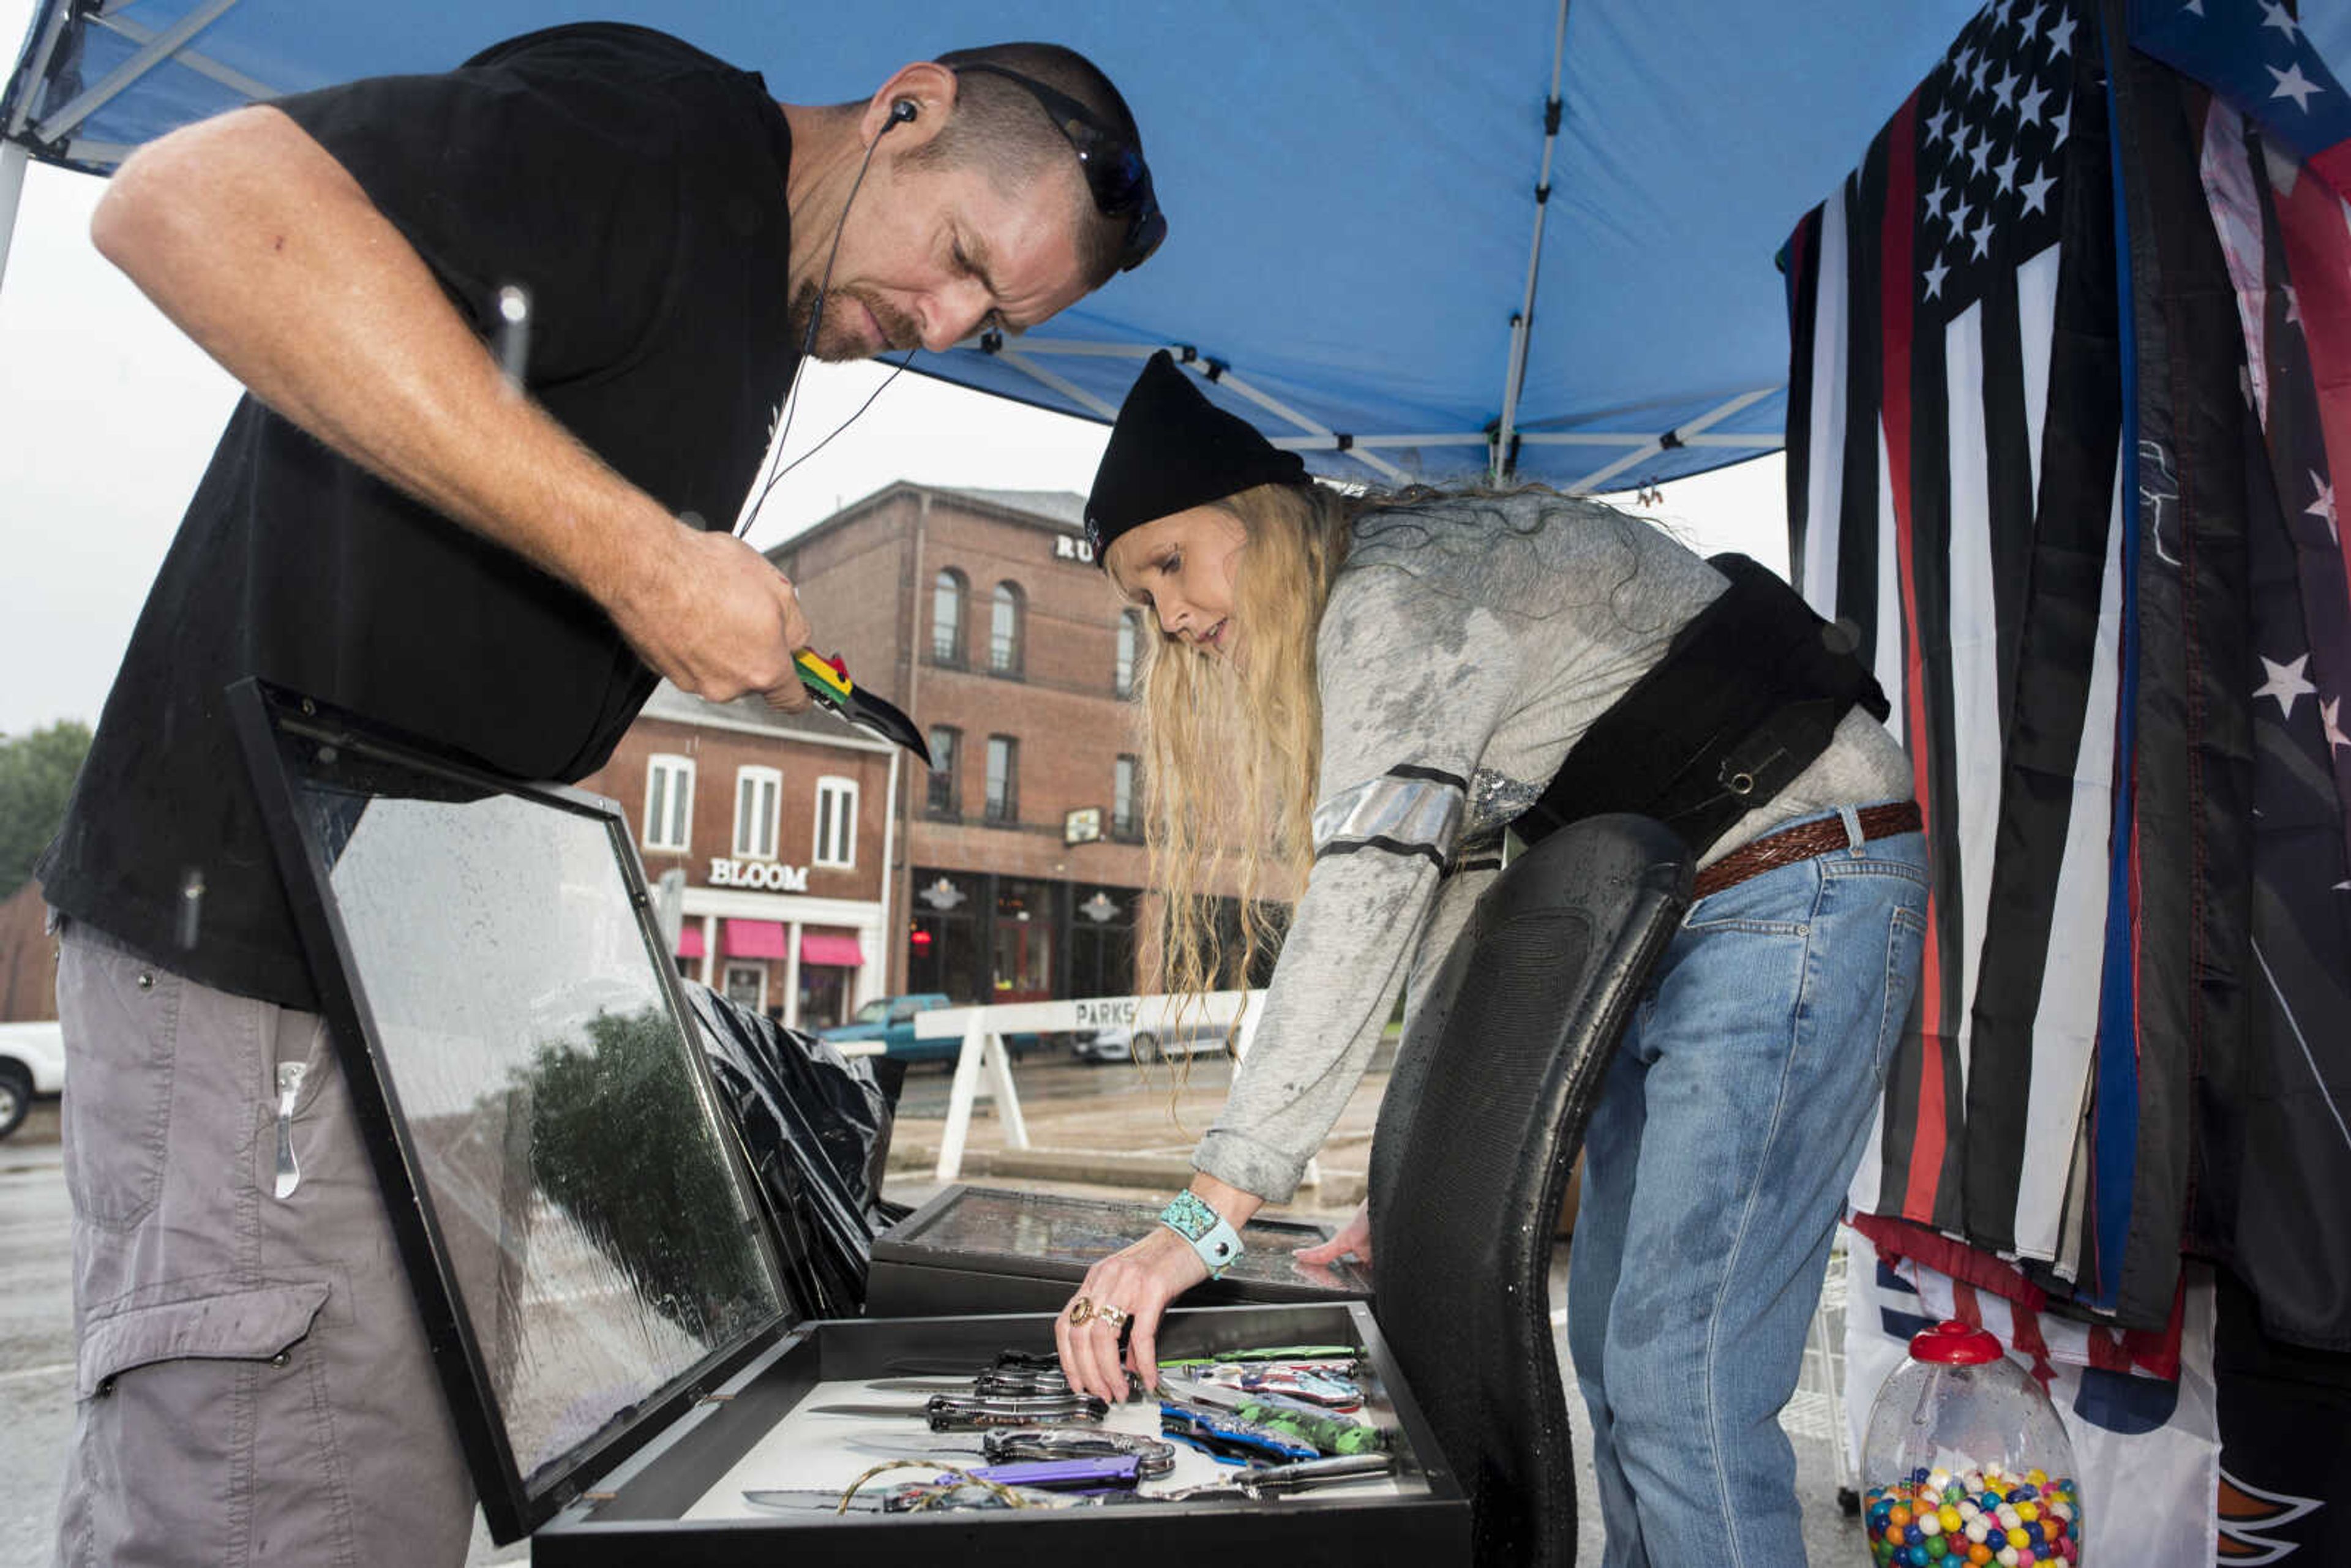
[1514,554,1889,856]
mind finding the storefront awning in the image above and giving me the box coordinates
[723,919,787,960]
[801,934,864,968]
[676,924,705,960]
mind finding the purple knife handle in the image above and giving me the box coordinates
[965,1456,1141,1489]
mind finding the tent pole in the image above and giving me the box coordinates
[0,141,28,298]
[1492,0,1572,484]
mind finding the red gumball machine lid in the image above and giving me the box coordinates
[1908,1320,2003,1365]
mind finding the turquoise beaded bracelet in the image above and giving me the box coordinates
[1158,1190,1244,1278]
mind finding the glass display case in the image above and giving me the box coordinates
[869,1185,1371,1317]
[231,681,1465,1562]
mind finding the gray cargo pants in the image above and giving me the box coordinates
[51,920,473,1567]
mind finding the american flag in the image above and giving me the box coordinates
[1787,0,2351,1344]
[1783,0,2144,1308]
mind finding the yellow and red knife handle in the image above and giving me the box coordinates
[795,648,854,704]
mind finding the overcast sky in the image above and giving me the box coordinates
[0,0,1787,740]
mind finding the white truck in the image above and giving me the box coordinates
[0,1020,66,1139]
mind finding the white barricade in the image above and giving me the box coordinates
[913,990,1272,1184]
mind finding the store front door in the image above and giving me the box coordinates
[797,964,852,1030]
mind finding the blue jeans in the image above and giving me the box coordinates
[1565,806,1927,1567]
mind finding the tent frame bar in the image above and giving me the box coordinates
[975,334,1415,484]
[1187,359,1412,485]
[88,9,279,103]
[1563,384,1777,493]
[977,337,1158,359]
[967,331,1782,486]
[33,0,243,144]
[994,346,1120,419]
[1491,0,1572,484]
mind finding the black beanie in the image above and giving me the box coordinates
[1082,351,1309,567]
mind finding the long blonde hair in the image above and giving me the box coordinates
[1130,479,1604,1019]
[1134,481,1359,1008]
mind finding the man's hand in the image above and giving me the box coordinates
[1293,1199,1371,1274]
[614,522,814,710]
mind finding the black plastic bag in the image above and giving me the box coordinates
[683,984,907,1318]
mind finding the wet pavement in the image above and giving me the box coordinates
[0,1107,73,1568]
[0,1051,1868,1566]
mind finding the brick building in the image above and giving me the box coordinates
[771,483,1169,1008]
[576,685,901,1030]
[583,482,1259,1018]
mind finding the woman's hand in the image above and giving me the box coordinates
[1293,1199,1372,1274]
[1055,1225,1209,1403]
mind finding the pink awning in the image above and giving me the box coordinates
[723,918,787,959]
[801,934,864,968]
[676,924,705,959]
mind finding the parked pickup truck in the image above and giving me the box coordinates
[0,1019,67,1141]
[816,994,1042,1066]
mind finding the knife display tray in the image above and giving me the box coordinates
[533,1302,1463,1564]
[868,1185,1371,1316]
[230,681,1468,1563]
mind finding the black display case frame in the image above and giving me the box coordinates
[231,680,1469,1562]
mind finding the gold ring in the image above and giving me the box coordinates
[1068,1295,1095,1326]
[1095,1303,1132,1330]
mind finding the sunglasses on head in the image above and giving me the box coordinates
[951,62,1167,272]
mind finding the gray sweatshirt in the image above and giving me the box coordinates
[1193,493,1913,1202]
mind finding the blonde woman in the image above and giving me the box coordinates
[1054,352,1927,1564]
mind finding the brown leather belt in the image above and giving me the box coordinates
[1692,801,1924,900]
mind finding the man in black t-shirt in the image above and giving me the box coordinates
[37,25,1160,1564]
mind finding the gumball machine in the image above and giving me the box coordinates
[1859,1321,2085,1566]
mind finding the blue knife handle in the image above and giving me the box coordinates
[1158,1401,1319,1463]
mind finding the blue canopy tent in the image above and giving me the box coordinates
[0,0,2048,493]
[7,3,2349,491]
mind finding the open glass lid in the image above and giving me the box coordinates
[890,1187,1371,1294]
[229,680,790,1542]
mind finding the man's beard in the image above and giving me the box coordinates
[787,280,921,362]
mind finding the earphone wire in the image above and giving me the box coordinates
[738,106,908,539]
[765,348,917,494]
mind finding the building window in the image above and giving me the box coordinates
[643,753,694,852]
[813,776,858,868]
[931,569,967,666]
[723,963,766,1012]
[1116,610,1143,697]
[733,766,781,860]
[1113,754,1140,839]
[926,726,960,817]
[985,735,1018,823]
[989,582,1024,675]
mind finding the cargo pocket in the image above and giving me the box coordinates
[77,1280,331,1400]
[67,1283,348,1568]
